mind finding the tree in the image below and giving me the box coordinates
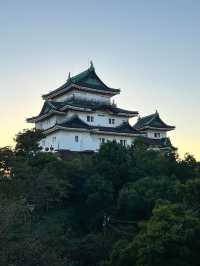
[0,146,14,176]
[177,178,200,212]
[85,174,114,231]
[117,175,177,221]
[96,142,132,193]
[29,159,72,211]
[0,129,200,266]
[109,202,200,266]
[14,128,44,155]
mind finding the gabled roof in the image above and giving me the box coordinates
[57,98,138,115]
[94,122,142,135]
[39,101,57,115]
[133,111,175,131]
[45,116,142,136]
[59,116,90,130]
[27,98,138,122]
[42,62,120,100]
[27,101,66,123]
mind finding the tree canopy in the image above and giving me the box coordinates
[0,128,199,265]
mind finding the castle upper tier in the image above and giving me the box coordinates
[27,62,175,152]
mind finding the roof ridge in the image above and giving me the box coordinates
[42,65,120,99]
[71,66,112,90]
[139,113,156,121]
[59,115,90,127]
[145,113,157,126]
[70,68,90,82]
[47,100,57,109]
[133,112,175,130]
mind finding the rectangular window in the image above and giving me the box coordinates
[120,140,127,146]
[154,133,161,138]
[52,136,56,143]
[75,136,79,142]
[87,116,94,122]
[109,118,115,124]
[99,138,105,144]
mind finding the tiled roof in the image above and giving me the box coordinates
[27,98,138,123]
[39,98,138,116]
[59,116,90,130]
[48,116,142,135]
[92,122,142,134]
[134,112,175,130]
[39,101,57,116]
[43,63,120,99]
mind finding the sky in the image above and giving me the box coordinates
[0,0,200,159]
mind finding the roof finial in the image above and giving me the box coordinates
[155,109,159,116]
[67,72,71,81]
[90,60,94,71]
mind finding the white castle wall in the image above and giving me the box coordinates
[54,90,111,104]
[36,111,130,131]
[40,130,135,152]
[67,110,129,127]
[146,130,167,139]
[35,115,67,130]
[36,116,57,130]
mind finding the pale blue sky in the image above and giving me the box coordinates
[0,0,200,158]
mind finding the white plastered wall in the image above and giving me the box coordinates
[54,90,111,104]
[67,110,129,127]
[36,111,129,131]
[35,115,67,130]
[146,130,167,139]
[40,130,136,152]
[36,116,57,130]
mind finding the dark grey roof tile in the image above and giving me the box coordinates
[134,112,175,130]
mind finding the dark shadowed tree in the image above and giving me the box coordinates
[15,128,44,155]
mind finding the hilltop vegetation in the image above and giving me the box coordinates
[0,129,200,266]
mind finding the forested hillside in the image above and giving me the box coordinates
[0,129,200,266]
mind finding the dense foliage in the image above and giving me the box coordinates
[0,129,200,265]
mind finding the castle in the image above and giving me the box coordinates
[27,62,175,152]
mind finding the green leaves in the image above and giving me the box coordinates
[108,203,200,266]
[0,131,200,265]
[132,203,200,266]
[14,128,44,155]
